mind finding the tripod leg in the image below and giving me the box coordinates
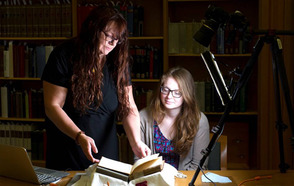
[271,37,293,172]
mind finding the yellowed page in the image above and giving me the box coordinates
[130,153,159,173]
[98,157,132,175]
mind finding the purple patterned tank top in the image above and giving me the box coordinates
[153,122,179,169]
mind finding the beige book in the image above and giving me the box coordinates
[97,153,164,181]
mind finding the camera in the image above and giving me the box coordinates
[193,5,248,47]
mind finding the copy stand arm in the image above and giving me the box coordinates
[189,37,265,186]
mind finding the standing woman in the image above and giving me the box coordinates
[138,67,210,170]
[42,4,150,170]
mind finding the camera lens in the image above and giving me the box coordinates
[193,19,218,47]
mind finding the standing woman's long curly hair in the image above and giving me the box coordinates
[71,4,130,118]
[149,67,201,156]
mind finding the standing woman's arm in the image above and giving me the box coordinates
[43,81,99,163]
[122,85,151,158]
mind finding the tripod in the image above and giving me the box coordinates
[189,30,294,185]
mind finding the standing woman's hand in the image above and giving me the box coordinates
[76,133,100,163]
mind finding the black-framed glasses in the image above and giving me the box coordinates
[102,31,122,45]
[160,86,182,98]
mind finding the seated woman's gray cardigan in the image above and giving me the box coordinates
[135,108,210,170]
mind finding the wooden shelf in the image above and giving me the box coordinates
[0,117,45,122]
[0,77,41,81]
[132,79,160,83]
[0,77,159,83]
[168,53,252,57]
[129,36,164,40]
[0,37,71,41]
[204,111,258,116]
[168,0,230,2]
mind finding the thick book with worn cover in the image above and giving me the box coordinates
[96,153,164,182]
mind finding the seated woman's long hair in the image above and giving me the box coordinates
[150,67,201,156]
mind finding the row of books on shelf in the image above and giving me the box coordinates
[195,81,247,113]
[168,21,253,55]
[0,122,46,160]
[1,85,45,119]
[130,45,163,79]
[0,0,72,37]
[0,122,136,163]
[77,0,144,37]
[213,26,253,54]
[0,41,54,78]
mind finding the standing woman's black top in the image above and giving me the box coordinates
[41,39,119,170]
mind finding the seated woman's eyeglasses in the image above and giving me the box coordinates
[160,86,182,98]
[102,31,122,45]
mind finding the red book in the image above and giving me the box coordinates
[77,5,95,34]
[19,45,25,77]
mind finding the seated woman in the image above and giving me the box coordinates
[136,66,210,170]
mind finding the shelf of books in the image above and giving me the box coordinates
[0,0,165,165]
[0,0,77,167]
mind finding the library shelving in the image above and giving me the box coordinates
[0,0,166,165]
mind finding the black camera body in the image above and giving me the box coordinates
[194,5,248,47]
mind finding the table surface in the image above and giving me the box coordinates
[0,169,293,186]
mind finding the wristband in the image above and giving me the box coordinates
[75,131,85,145]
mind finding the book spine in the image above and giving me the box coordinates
[26,4,33,37]
[194,81,205,112]
[168,22,179,54]
[61,0,72,37]
[0,3,7,37]
[19,3,27,37]
[3,49,10,77]
[43,3,51,37]
[35,46,46,78]
[77,5,95,34]
[0,45,4,77]
[1,86,8,117]
[55,1,62,37]
[8,41,14,77]
[127,4,133,36]
[0,123,5,144]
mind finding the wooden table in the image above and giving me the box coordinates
[1,170,293,185]
[175,170,294,185]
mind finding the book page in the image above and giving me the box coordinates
[98,157,132,175]
[132,156,163,175]
[130,153,159,173]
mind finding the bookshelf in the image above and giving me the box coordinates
[0,0,166,165]
[0,0,77,166]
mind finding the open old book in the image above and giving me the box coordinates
[96,153,164,182]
